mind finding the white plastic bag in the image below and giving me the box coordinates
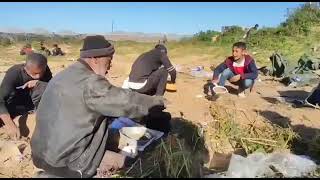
[213,152,318,178]
[264,152,318,177]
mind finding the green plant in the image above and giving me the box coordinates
[193,30,220,42]
[122,135,203,178]
[0,38,12,47]
[207,103,298,155]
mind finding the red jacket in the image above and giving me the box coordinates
[213,55,258,80]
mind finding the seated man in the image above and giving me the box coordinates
[39,42,51,56]
[243,24,259,42]
[51,44,65,56]
[31,35,167,178]
[125,44,176,96]
[212,42,258,97]
[20,44,33,55]
[0,53,52,138]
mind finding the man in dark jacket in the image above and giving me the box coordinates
[31,35,166,178]
[126,44,176,96]
[212,42,258,97]
[0,53,52,139]
[39,42,51,56]
[51,44,65,56]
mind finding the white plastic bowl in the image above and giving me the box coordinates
[119,127,152,147]
[212,83,229,94]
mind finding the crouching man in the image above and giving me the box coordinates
[125,44,176,96]
[0,53,52,139]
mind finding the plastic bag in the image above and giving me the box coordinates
[208,152,317,178]
[110,117,138,130]
[226,153,273,178]
[264,152,318,177]
[190,69,212,78]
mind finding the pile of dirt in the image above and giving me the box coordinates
[0,134,38,178]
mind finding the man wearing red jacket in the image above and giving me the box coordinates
[212,42,258,98]
[20,44,33,55]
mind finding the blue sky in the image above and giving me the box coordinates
[0,2,304,35]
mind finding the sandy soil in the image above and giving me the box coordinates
[0,50,319,177]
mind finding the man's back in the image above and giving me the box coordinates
[31,60,163,177]
[129,49,163,83]
[31,61,108,176]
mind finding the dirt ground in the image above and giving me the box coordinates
[0,46,319,177]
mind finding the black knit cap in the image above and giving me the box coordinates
[80,35,115,58]
[155,44,167,54]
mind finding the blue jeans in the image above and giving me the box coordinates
[218,68,254,92]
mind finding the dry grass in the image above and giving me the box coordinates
[117,118,208,178]
[114,101,301,178]
[206,102,298,155]
[123,136,199,178]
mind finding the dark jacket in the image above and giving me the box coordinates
[129,48,176,83]
[213,55,258,80]
[0,64,52,115]
[31,59,164,178]
[52,47,65,56]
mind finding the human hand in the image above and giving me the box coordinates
[154,96,166,108]
[22,80,39,89]
[229,75,241,83]
[212,79,219,85]
[0,114,20,140]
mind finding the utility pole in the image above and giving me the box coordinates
[112,20,114,33]
[25,32,28,43]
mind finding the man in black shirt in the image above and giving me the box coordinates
[0,53,52,139]
[126,44,176,96]
[52,44,65,56]
[40,42,51,56]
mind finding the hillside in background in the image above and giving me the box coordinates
[0,3,320,178]
[190,3,320,66]
[0,3,319,67]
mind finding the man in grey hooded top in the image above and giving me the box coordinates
[31,35,165,178]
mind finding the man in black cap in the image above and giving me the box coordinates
[0,53,52,139]
[31,35,168,178]
[125,44,177,96]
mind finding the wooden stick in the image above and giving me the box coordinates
[241,138,277,147]
[241,137,277,143]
